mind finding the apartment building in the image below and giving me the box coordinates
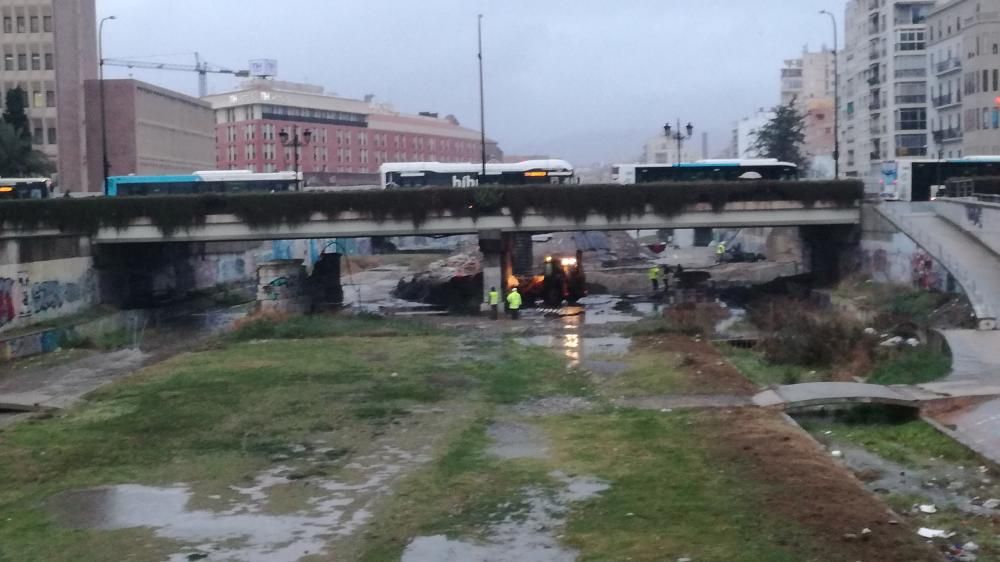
[781,49,836,105]
[203,80,501,176]
[840,0,935,186]
[0,0,97,191]
[928,0,1000,157]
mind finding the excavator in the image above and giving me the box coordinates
[515,251,587,307]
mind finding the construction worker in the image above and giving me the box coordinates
[648,265,662,293]
[506,287,523,320]
[716,240,727,264]
[488,286,500,320]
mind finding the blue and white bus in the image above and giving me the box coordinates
[880,156,1000,201]
[612,159,799,185]
[105,171,301,197]
[379,160,576,189]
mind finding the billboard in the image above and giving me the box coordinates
[249,59,278,78]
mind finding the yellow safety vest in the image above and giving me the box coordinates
[648,267,661,281]
[717,243,726,255]
[488,291,499,305]
[507,291,522,310]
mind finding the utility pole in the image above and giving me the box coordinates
[820,10,840,179]
[478,14,487,179]
[98,15,117,193]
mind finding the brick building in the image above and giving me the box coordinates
[202,79,502,183]
[84,78,216,191]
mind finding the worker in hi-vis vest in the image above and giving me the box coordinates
[648,266,662,293]
[716,240,727,264]
[488,287,500,320]
[506,287,523,320]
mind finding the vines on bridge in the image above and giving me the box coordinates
[0,180,862,236]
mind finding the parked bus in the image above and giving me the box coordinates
[379,160,576,189]
[105,171,300,196]
[0,177,52,200]
[612,159,799,185]
[880,156,1000,201]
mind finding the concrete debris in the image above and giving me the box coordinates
[917,527,955,539]
[982,498,1000,509]
[880,336,905,347]
[963,542,980,552]
[906,338,921,347]
[831,450,844,458]
[864,327,877,335]
[918,504,938,514]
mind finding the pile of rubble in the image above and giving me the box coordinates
[393,253,483,308]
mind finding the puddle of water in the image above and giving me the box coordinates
[48,444,432,562]
[488,422,550,460]
[517,334,631,370]
[401,472,609,562]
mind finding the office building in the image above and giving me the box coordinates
[0,0,97,191]
[84,79,216,190]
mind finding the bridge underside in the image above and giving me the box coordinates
[86,203,859,245]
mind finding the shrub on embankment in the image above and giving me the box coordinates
[0,180,863,235]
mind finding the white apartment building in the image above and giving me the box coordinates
[781,49,836,105]
[840,0,935,187]
[928,0,1000,157]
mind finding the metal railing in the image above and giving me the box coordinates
[896,95,927,104]
[895,68,926,79]
[935,57,962,74]
[932,94,954,108]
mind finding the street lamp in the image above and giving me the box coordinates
[98,15,116,193]
[664,120,694,164]
[279,125,312,190]
[820,10,840,179]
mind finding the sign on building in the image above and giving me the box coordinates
[249,59,278,78]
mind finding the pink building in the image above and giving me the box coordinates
[202,80,502,183]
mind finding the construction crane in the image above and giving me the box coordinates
[102,53,252,97]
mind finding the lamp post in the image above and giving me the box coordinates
[98,15,116,193]
[820,10,840,179]
[279,125,312,190]
[664,120,694,164]
[477,14,487,178]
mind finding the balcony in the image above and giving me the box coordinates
[870,124,883,135]
[932,94,960,108]
[935,57,962,75]
[870,151,882,161]
[870,49,882,60]
[934,127,963,142]
[897,121,928,131]
[894,68,926,79]
[869,100,883,111]
[896,146,928,157]
[868,75,881,86]
[895,95,927,105]
[869,0,879,11]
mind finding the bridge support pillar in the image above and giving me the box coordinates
[256,259,308,314]
[479,231,510,313]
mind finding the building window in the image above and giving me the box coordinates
[30,53,39,71]
[17,54,26,71]
[46,127,55,144]
[42,16,51,33]
[897,108,926,130]
[29,16,38,33]
[896,30,925,52]
[31,91,42,108]
[44,53,52,70]
[16,17,24,33]
[2,18,11,34]
[4,54,13,71]
[45,90,54,107]
[32,126,42,144]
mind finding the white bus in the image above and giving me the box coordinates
[379,159,576,189]
[880,156,1000,201]
[612,159,799,185]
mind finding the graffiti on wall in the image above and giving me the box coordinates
[0,271,96,329]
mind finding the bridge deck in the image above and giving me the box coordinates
[753,382,920,409]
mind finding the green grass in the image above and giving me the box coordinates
[543,411,810,562]
[867,348,951,385]
[720,345,828,386]
[621,317,699,338]
[595,347,693,396]
[800,417,978,468]
[229,313,443,341]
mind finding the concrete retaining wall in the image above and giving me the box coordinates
[0,256,98,334]
[934,199,1000,258]
[0,309,146,362]
[856,206,953,292]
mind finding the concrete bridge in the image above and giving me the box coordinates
[753,381,1000,411]
[875,200,1000,330]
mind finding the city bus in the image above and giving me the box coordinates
[105,171,301,197]
[379,160,576,189]
[0,178,52,200]
[612,159,799,185]
[880,156,1000,201]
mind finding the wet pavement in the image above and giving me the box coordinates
[49,440,434,562]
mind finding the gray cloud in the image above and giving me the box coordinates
[98,0,847,164]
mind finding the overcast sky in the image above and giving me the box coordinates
[97,0,848,165]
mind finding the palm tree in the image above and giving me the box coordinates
[0,122,54,177]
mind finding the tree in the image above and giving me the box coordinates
[750,98,808,171]
[3,87,30,141]
[0,122,54,177]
